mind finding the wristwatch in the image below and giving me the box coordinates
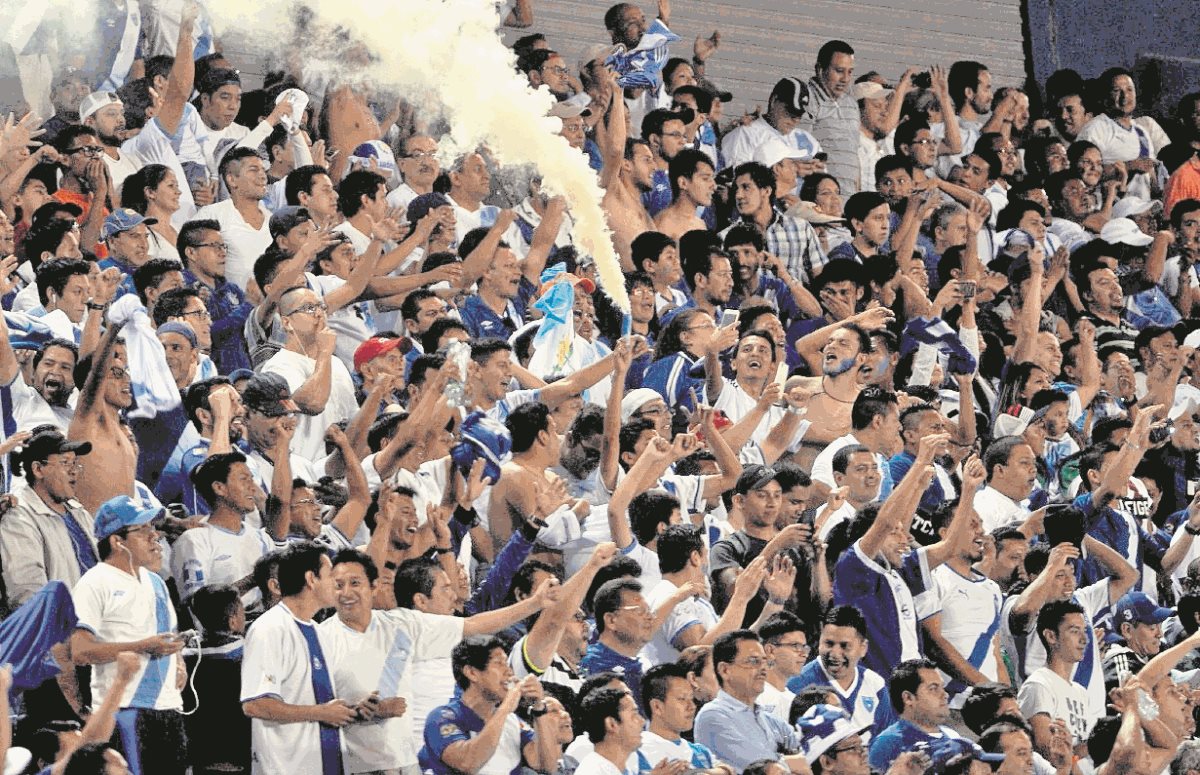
[1186,524,1200,537]
[85,298,107,311]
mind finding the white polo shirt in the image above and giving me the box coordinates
[170,521,271,607]
[72,563,183,710]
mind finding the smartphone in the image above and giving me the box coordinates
[959,280,976,300]
[719,309,740,328]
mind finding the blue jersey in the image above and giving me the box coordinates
[787,660,891,739]
[643,352,702,413]
[833,542,932,681]
[419,697,533,775]
[459,278,536,340]
[580,641,644,709]
[642,169,673,216]
[869,719,960,774]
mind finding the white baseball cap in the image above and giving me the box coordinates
[1100,217,1154,247]
[79,90,123,122]
[752,135,811,169]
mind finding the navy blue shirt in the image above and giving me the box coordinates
[459,278,537,340]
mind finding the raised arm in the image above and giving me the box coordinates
[520,543,617,672]
[923,456,986,569]
[326,426,371,541]
[287,330,337,415]
[859,433,944,559]
[601,341,632,491]
[1091,406,1155,508]
[72,319,124,423]
[1082,533,1138,604]
[520,197,567,284]
[930,66,963,155]
[156,1,198,136]
[262,422,296,542]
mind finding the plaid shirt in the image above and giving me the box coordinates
[730,210,828,285]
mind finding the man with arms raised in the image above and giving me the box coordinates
[69,323,137,515]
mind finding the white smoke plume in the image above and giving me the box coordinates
[207,0,631,311]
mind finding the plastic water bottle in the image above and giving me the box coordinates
[443,340,471,408]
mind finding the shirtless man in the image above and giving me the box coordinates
[598,70,655,271]
[654,149,715,241]
[68,321,136,514]
[790,319,888,471]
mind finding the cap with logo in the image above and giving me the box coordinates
[101,208,158,241]
[79,91,123,122]
[795,704,873,764]
[241,373,300,417]
[769,77,810,116]
[1114,590,1173,628]
[735,464,778,495]
[94,495,163,542]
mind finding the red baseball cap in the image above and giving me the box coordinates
[538,273,596,298]
[353,336,411,373]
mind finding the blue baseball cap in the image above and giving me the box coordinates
[1115,591,1173,628]
[914,737,1005,773]
[101,208,157,241]
[94,496,163,542]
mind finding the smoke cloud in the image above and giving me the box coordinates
[207,0,631,311]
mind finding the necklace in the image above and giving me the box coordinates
[819,377,856,403]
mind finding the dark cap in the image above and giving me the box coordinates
[242,373,299,417]
[407,192,452,226]
[268,206,312,239]
[770,77,810,116]
[735,464,778,495]
[19,430,92,474]
[31,201,83,229]
[700,80,733,103]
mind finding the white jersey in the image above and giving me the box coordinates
[640,577,719,665]
[573,750,636,775]
[917,565,1003,708]
[705,378,809,454]
[170,521,271,606]
[508,634,583,692]
[72,563,182,710]
[1002,579,1110,721]
[319,608,464,773]
[756,682,796,725]
[408,654,456,756]
[241,602,336,775]
[973,485,1031,533]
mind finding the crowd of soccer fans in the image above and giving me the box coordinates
[4,0,1200,774]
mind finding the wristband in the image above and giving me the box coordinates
[768,594,789,606]
[86,301,108,311]
[453,504,480,529]
[1187,524,1200,537]
[431,546,453,556]
[530,703,550,718]
[520,517,544,543]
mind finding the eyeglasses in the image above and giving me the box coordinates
[180,309,212,321]
[293,498,318,506]
[634,405,668,418]
[67,145,104,157]
[617,604,652,617]
[405,150,438,159]
[561,122,586,133]
[544,66,570,76]
[909,138,936,146]
[194,241,228,253]
[774,641,810,653]
[830,742,866,757]
[45,458,84,472]
[733,657,767,669]
[660,131,687,140]
[286,302,328,316]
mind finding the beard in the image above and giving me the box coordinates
[823,355,858,378]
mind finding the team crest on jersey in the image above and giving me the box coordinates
[440,723,460,737]
[862,697,875,712]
